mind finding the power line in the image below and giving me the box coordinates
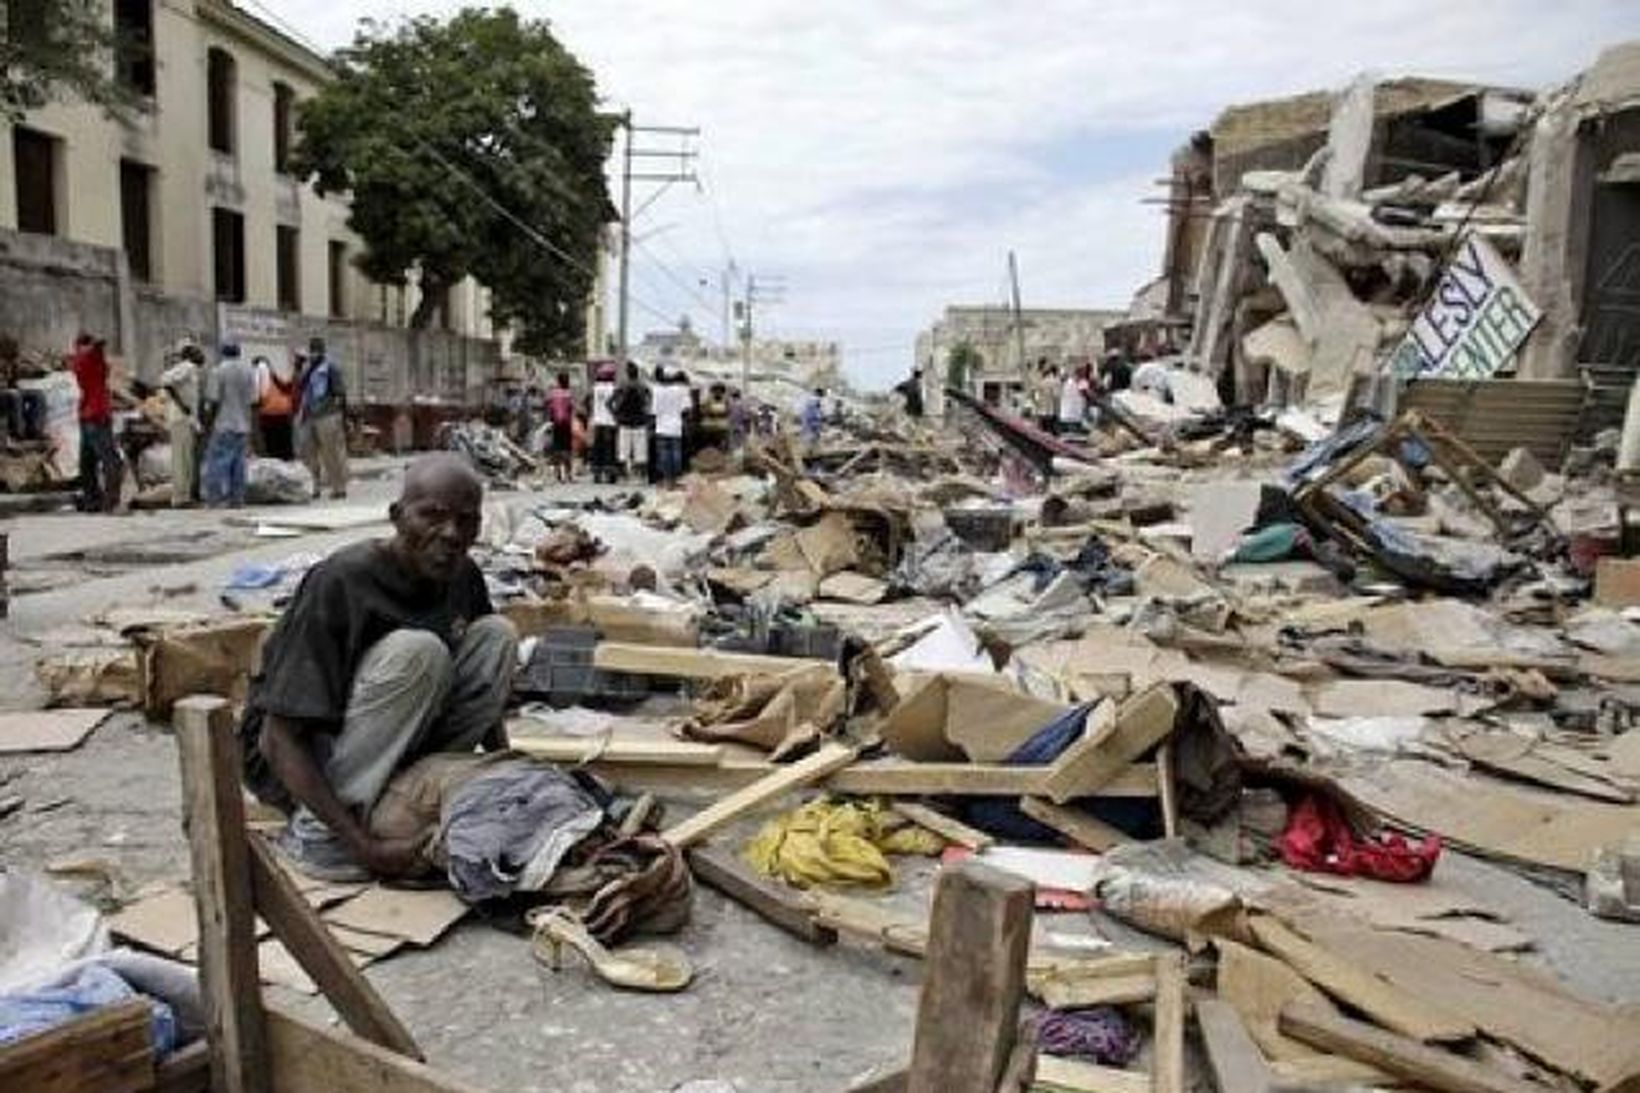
[633,238,719,316]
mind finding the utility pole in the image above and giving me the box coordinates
[1008,250,1028,379]
[739,273,785,394]
[615,116,699,363]
[720,262,737,350]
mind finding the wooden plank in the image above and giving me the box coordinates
[1033,972,1155,1008]
[845,1067,907,1093]
[686,845,837,946]
[152,1040,212,1093]
[809,891,929,958]
[1020,797,1133,851]
[892,802,995,850]
[510,734,726,766]
[1157,742,1179,839]
[265,1005,483,1093]
[996,1034,1036,1093]
[1152,952,1187,1093]
[246,833,423,1060]
[1031,1055,1149,1093]
[1279,1004,1541,1093]
[173,694,270,1093]
[594,641,835,680]
[907,861,1034,1093]
[1044,685,1178,804]
[0,998,152,1093]
[661,742,857,848]
[1248,916,1472,1043]
[562,758,1159,799]
[1195,997,1275,1093]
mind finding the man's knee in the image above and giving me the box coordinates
[460,615,518,675]
[360,629,454,694]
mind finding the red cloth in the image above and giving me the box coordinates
[71,343,112,424]
[1277,793,1440,883]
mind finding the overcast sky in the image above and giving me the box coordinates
[273,1,1636,388]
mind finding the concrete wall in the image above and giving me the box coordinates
[0,231,126,356]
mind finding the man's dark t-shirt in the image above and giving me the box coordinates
[238,540,493,807]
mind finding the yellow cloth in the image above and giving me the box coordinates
[742,797,945,890]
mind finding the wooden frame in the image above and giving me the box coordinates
[170,695,480,1093]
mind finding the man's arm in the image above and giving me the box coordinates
[259,713,423,877]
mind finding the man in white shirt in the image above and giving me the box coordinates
[1058,370,1088,434]
[160,338,204,507]
[589,364,618,483]
[651,369,689,485]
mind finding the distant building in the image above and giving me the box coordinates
[914,305,1123,415]
[636,316,844,390]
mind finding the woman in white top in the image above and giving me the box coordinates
[650,370,690,485]
[1058,370,1088,432]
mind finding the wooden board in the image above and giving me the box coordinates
[247,834,423,1059]
[559,756,1159,799]
[661,742,857,847]
[0,707,108,753]
[892,802,995,850]
[1044,685,1178,803]
[907,861,1034,1093]
[593,642,835,680]
[1195,997,1276,1093]
[686,845,836,946]
[1019,797,1133,851]
[322,886,468,948]
[266,1005,482,1093]
[173,695,270,1093]
[809,891,929,958]
[1152,952,1187,1093]
[1031,1055,1149,1093]
[1248,916,1471,1043]
[510,734,726,767]
[0,998,153,1093]
[1279,1003,1541,1093]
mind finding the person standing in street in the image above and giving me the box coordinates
[202,342,257,508]
[589,363,617,483]
[893,368,925,419]
[651,368,688,486]
[1034,362,1060,434]
[611,360,649,482]
[69,333,121,512]
[1058,365,1089,435]
[296,336,349,499]
[255,354,297,460]
[798,387,824,448]
[160,339,204,507]
[545,370,576,484]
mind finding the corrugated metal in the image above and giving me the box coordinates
[1401,378,1586,467]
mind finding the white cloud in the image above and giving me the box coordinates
[272,0,1639,386]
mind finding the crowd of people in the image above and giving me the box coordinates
[509,362,758,488]
[67,332,352,513]
[1027,350,1136,436]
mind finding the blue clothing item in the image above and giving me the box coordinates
[203,429,248,506]
[299,356,344,420]
[0,963,178,1056]
[799,398,822,441]
[655,435,684,482]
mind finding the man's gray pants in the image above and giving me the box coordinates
[289,615,518,844]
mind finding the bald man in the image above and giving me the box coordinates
[239,454,517,881]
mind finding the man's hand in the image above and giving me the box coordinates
[359,835,429,880]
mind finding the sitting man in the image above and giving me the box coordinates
[239,453,517,881]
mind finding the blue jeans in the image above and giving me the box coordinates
[203,429,248,506]
[77,421,121,511]
[656,435,684,482]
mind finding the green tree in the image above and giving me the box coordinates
[293,9,614,356]
[947,341,982,390]
[1,0,142,121]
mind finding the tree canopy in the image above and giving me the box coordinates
[293,8,614,356]
[1,0,140,121]
[947,341,983,389]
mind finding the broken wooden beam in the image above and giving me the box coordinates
[906,861,1034,1093]
[173,694,270,1093]
[661,742,857,848]
[687,845,837,946]
[891,802,994,850]
[1194,997,1276,1093]
[1019,797,1133,851]
[1279,1003,1541,1093]
[593,642,835,680]
[1152,952,1188,1093]
[0,998,153,1093]
[1043,685,1178,804]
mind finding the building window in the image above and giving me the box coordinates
[273,82,295,174]
[275,225,301,311]
[328,241,347,318]
[207,48,237,155]
[114,0,156,97]
[12,127,60,236]
[212,207,245,302]
[119,160,156,282]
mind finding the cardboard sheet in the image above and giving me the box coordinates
[322,884,468,947]
[0,708,108,753]
[879,673,1067,763]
